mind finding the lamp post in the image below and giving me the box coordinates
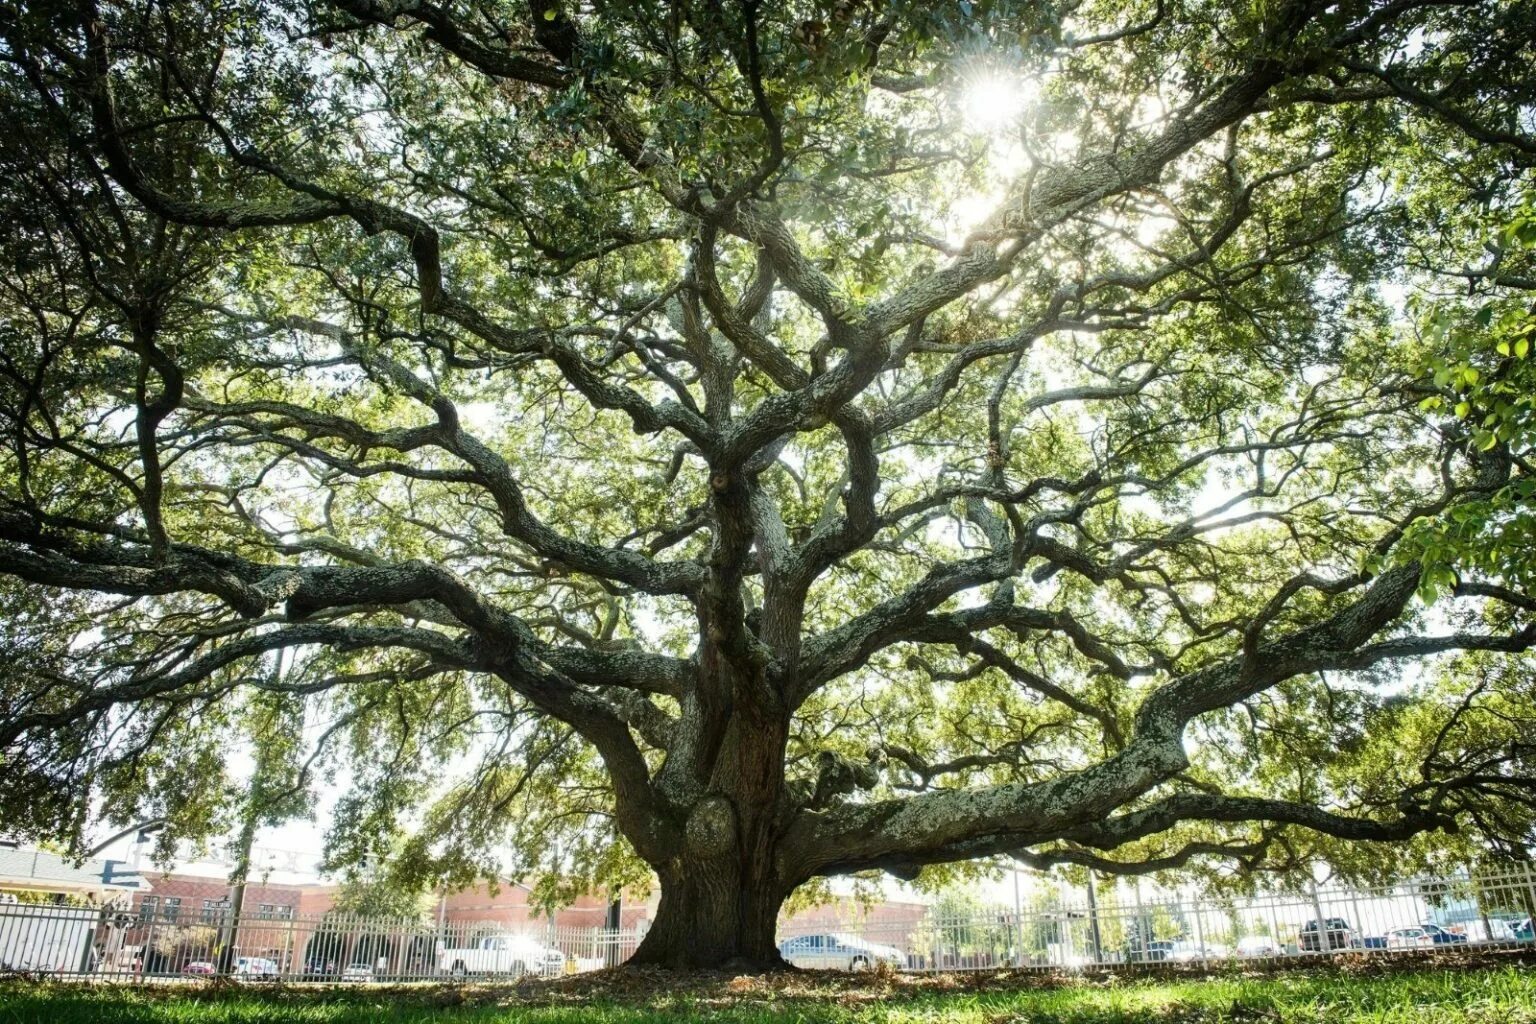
[605,892,622,968]
[1086,873,1103,964]
[1012,860,1025,967]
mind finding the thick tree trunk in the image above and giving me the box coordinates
[628,688,793,970]
[628,859,788,969]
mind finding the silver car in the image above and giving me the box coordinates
[777,933,903,971]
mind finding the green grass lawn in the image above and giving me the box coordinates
[2,965,1533,1024]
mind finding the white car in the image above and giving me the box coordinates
[1385,927,1436,949]
[233,956,280,980]
[1168,940,1228,962]
[1236,936,1281,958]
[341,962,375,982]
[777,933,904,971]
[438,933,566,978]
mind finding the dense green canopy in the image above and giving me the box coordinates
[1,0,1534,967]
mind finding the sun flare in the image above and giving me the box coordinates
[957,72,1036,136]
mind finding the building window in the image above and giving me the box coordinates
[202,899,223,923]
[257,904,294,921]
[139,896,158,920]
[161,897,181,923]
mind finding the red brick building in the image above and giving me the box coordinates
[128,870,338,926]
[439,880,654,933]
[122,871,339,972]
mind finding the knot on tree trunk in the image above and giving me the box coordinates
[805,749,880,808]
[685,794,737,858]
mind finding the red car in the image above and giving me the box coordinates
[183,960,216,976]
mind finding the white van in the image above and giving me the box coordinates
[234,956,280,980]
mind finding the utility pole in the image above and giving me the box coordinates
[1012,860,1025,967]
[1086,872,1103,964]
[605,892,622,967]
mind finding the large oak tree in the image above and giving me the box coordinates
[2,0,1535,968]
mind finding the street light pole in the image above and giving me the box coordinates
[1086,872,1103,964]
[605,892,622,968]
[1012,860,1025,967]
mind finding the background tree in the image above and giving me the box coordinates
[1,0,1535,969]
[928,887,1011,965]
[303,875,435,975]
[328,874,435,922]
[216,680,311,973]
[145,924,216,975]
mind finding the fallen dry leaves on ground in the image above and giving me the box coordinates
[349,947,1536,1012]
[17,946,1536,1013]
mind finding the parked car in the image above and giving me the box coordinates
[437,933,566,978]
[233,956,280,980]
[1384,927,1436,949]
[1418,923,1468,945]
[1299,918,1356,952]
[1512,918,1534,942]
[1167,940,1228,962]
[341,963,375,983]
[1129,939,1177,963]
[776,933,904,971]
[182,960,216,976]
[1235,936,1282,958]
[303,959,339,978]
